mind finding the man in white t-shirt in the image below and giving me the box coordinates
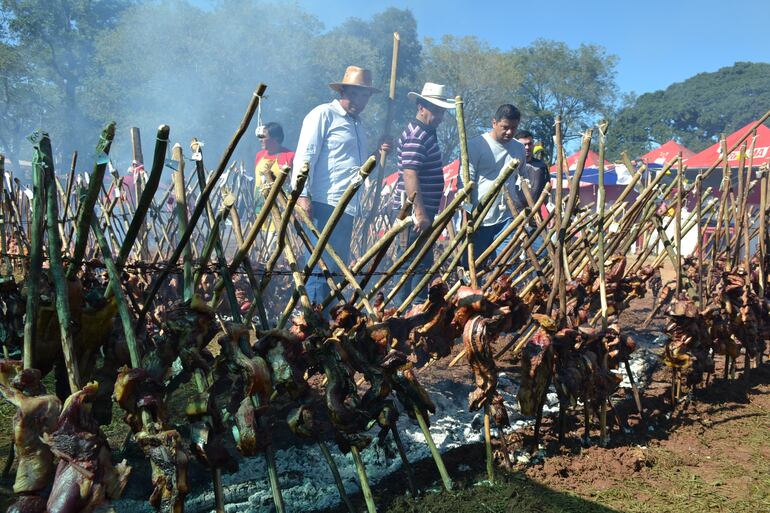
[466,104,526,267]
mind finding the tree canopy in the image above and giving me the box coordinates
[607,62,770,159]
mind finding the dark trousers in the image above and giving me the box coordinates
[394,227,435,306]
[304,201,354,305]
[470,218,514,270]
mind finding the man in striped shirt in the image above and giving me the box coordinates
[394,83,455,306]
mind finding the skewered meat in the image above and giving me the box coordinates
[392,366,435,421]
[717,269,767,358]
[451,285,497,334]
[463,315,498,411]
[316,337,370,449]
[45,382,131,513]
[393,280,456,359]
[517,316,554,416]
[287,404,315,439]
[488,393,509,428]
[262,332,308,400]
[180,391,237,470]
[136,428,190,513]
[0,367,61,494]
[6,495,47,513]
[144,296,217,383]
[214,324,273,408]
[113,366,166,434]
[288,305,327,343]
[663,298,714,385]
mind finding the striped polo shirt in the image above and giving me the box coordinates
[396,119,444,218]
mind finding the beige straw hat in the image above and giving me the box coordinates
[329,66,381,93]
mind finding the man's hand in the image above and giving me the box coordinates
[297,197,312,219]
[378,135,393,154]
[414,211,432,233]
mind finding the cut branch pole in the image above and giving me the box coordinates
[117,124,170,268]
[193,195,235,289]
[675,153,683,293]
[483,403,494,483]
[550,117,564,320]
[67,122,115,279]
[318,441,356,513]
[359,31,400,253]
[356,183,473,309]
[597,121,609,445]
[352,192,414,299]
[38,133,81,393]
[413,407,452,491]
[61,151,77,242]
[756,167,768,297]
[171,144,193,301]
[22,141,46,370]
[350,446,377,513]
[259,163,309,292]
[278,156,376,324]
[455,96,476,287]
[321,215,414,311]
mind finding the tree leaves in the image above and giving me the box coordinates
[607,62,770,159]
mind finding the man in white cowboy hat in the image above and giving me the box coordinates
[393,82,455,306]
[291,65,389,304]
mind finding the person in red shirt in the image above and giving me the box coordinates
[254,121,295,190]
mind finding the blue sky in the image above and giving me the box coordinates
[289,0,770,95]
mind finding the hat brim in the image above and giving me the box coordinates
[329,83,381,94]
[407,92,455,109]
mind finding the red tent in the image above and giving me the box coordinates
[685,122,770,169]
[640,140,695,167]
[548,149,613,173]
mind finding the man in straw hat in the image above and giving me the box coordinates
[393,82,455,306]
[291,65,389,304]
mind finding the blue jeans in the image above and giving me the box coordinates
[304,201,354,305]
[394,227,434,306]
[471,218,514,270]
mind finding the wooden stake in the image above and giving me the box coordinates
[22,140,46,369]
[38,132,81,393]
[413,407,452,491]
[350,445,377,513]
[455,96,477,288]
[318,441,356,513]
[597,121,609,446]
[483,403,494,483]
[67,122,115,279]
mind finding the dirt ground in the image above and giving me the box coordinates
[330,295,770,513]
[356,357,770,513]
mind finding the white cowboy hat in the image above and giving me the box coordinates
[329,66,381,93]
[407,82,455,109]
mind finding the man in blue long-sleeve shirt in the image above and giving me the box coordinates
[291,66,388,304]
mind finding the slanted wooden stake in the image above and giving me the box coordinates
[38,132,81,393]
[455,96,477,288]
[350,446,377,513]
[597,120,610,446]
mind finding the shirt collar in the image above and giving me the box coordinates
[413,118,435,133]
[331,99,358,120]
